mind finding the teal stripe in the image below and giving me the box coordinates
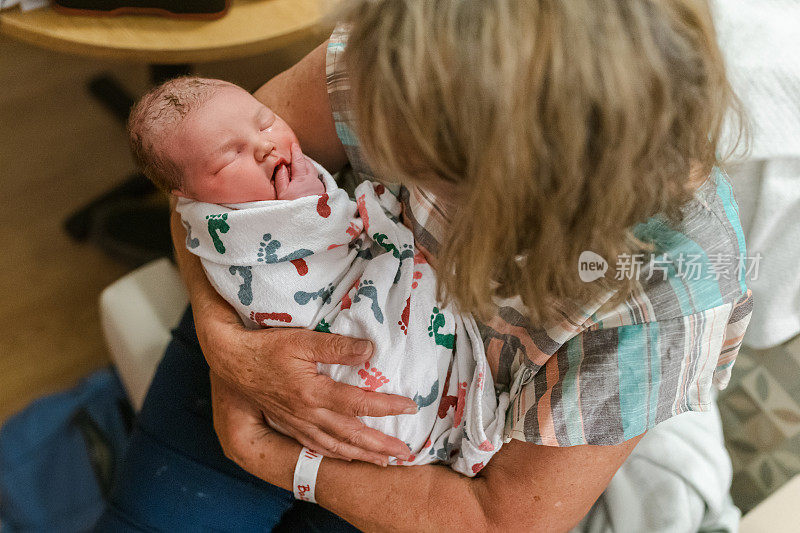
[332,113,359,146]
[714,168,749,293]
[327,40,346,53]
[634,216,724,313]
[647,322,661,428]
[561,337,585,445]
[617,324,650,440]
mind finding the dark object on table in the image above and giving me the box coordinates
[54,0,230,19]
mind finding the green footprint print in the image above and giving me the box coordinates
[206,213,229,254]
[427,307,455,349]
[374,233,400,259]
[314,318,331,333]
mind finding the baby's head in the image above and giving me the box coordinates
[128,76,299,203]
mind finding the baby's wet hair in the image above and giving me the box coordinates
[128,76,233,192]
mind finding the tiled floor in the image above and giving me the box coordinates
[720,336,800,512]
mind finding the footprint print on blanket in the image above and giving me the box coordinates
[316,192,331,218]
[412,379,439,409]
[398,296,410,334]
[314,318,331,333]
[182,220,199,249]
[357,362,389,391]
[294,283,335,306]
[257,233,313,276]
[427,307,455,349]
[412,252,426,289]
[429,435,457,462]
[352,279,384,323]
[206,214,229,254]
[249,311,293,326]
[228,266,253,306]
[374,233,415,283]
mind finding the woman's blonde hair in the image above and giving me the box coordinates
[342,0,744,324]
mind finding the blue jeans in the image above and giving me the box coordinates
[94,307,360,532]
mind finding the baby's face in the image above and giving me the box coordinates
[166,84,298,203]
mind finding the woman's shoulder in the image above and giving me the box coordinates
[501,167,755,446]
[589,166,750,330]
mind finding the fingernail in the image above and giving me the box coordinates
[403,405,418,415]
[354,340,373,357]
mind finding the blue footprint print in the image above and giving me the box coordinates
[353,279,384,323]
[394,243,415,283]
[182,220,199,249]
[429,435,456,461]
[257,233,313,264]
[294,283,335,306]
[413,379,439,409]
[205,214,229,254]
[228,266,253,306]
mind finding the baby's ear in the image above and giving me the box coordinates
[171,189,186,198]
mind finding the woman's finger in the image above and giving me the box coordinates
[317,375,418,417]
[312,407,412,460]
[266,405,390,465]
[263,412,352,461]
[290,417,390,466]
[264,397,397,464]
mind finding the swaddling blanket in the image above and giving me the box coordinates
[176,165,509,476]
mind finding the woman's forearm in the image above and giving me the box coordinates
[252,430,636,533]
[251,432,490,532]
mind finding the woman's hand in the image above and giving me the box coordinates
[194,306,416,465]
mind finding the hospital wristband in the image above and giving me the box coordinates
[293,447,323,503]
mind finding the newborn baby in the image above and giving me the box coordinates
[128,77,508,477]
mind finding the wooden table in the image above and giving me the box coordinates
[0,0,327,64]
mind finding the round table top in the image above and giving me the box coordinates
[0,0,327,63]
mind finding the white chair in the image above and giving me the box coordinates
[99,258,188,411]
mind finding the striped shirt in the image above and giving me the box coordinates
[326,26,753,446]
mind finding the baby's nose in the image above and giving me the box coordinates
[255,141,275,162]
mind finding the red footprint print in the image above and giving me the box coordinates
[340,279,359,310]
[358,362,389,391]
[356,194,370,232]
[346,222,360,239]
[453,382,467,427]
[290,258,308,276]
[472,462,485,474]
[316,193,331,218]
[398,296,411,334]
[374,183,385,196]
[438,368,457,419]
[250,311,293,326]
[412,252,427,289]
[478,440,495,452]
